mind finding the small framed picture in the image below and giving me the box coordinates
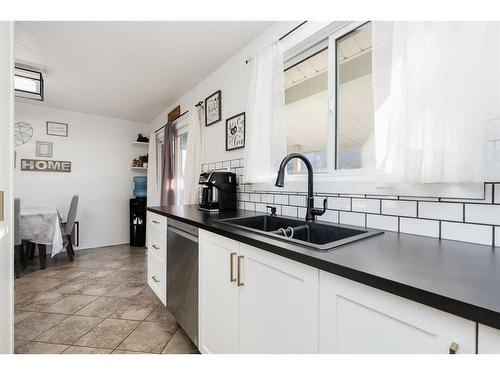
[46,121,68,137]
[226,112,245,151]
[36,141,53,158]
[205,90,222,126]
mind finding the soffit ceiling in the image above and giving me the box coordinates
[15,21,274,122]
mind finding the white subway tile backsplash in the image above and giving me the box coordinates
[250,193,261,203]
[465,204,500,225]
[366,214,398,231]
[255,203,267,213]
[382,200,417,217]
[327,197,351,211]
[261,194,274,203]
[400,218,439,238]
[418,202,463,221]
[339,211,365,227]
[298,207,306,219]
[281,205,298,218]
[244,202,255,211]
[314,196,328,208]
[320,210,339,224]
[273,194,289,205]
[226,159,499,247]
[289,195,307,207]
[351,198,380,214]
[441,222,492,246]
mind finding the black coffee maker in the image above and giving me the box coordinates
[198,171,237,212]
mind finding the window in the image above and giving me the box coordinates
[284,48,329,174]
[335,23,374,170]
[283,22,374,174]
[14,67,44,101]
[175,130,188,204]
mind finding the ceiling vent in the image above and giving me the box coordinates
[14,66,44,101]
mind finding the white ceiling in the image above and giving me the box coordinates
[15,21,274,122]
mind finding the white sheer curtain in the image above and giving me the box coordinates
[183,106,202,204]
[373,22,500,185]
[146,131,161,206]
[244,41,287,184]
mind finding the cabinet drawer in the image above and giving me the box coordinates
[148,254,166,305]
[147,226,166,264]
[147,211,167,234]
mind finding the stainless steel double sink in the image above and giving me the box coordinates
[217,215,383,251]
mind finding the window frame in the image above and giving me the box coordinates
[282,20,376,184]
[173,117,189,205]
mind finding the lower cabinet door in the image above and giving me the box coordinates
[198,230,239,354]
[147,253,166,306]
[237,243,319,353]
[478,324,500,353]
[319,271,476,354]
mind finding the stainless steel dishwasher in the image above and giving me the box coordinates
[167,218,199,346]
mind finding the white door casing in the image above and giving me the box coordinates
[0,21,14,354]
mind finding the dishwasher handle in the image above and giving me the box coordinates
[167,226,199,243]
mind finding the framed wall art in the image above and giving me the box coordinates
[226,112,245,151]
[205,90,221,126]
[46,121,68,137]
[36,141,53,158]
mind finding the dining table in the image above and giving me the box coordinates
[20,207,66,269]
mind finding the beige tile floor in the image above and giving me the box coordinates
[15,244,199,354]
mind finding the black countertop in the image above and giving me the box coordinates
[148,205,500,329]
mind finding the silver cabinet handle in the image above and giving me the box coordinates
[152,220,160,224]
[152,276,160,283]
[230,252,236,282]
[449,342,458,354]
[152,244,160,250]
[237,255,244,287]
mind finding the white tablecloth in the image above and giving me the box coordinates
[20,207,65,257]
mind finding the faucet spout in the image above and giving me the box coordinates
[275,153,324,221]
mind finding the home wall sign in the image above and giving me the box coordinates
[226,112,245,151]
[205,90,222,126]
[21,159,72,173]
[46,121,68,137]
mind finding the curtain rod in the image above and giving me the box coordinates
[245,21,307,64]
[154,101,204,134]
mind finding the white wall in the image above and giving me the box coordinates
[14,102,148,250]
[0,21,14,354]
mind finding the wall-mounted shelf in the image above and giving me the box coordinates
[131,142,149,147]
[131,167,148,171]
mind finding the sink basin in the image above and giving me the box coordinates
[217,215,383,251]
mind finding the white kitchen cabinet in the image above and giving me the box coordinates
[198,230,319,354]
[238,243,318,353]
[478,324,500,353]
[146,211,167,306]
[198,230,239,354]
[319,271,476,354]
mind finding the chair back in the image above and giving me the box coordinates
[66,195,79,235]
[14,198,21,246]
